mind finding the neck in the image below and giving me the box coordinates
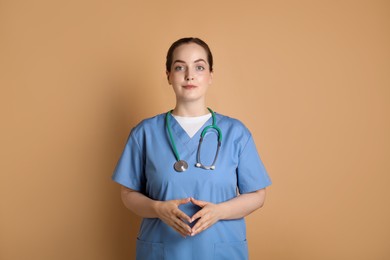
[172,101,209,117]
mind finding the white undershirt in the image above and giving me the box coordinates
[172,113,212,138]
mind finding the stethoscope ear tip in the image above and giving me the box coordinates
[195,163,216,170]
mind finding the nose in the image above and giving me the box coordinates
[185,69,194,81]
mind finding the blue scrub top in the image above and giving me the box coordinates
[112,112,272,260]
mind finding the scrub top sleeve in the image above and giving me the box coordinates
[237,135,272,194]
[111,131,145,192]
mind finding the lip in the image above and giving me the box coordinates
[183,84,197,89]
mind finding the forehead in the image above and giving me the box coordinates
[172,43,208,62]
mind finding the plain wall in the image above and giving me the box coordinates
[1,0,389,259]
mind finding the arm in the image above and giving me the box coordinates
[218,188,266,219]
[190,188,266,236]
[120,186,192,237]
[120,185,159,218]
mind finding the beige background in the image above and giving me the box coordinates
[1,0,389,259]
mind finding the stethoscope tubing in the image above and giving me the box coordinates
[165,108,222,171]
[166,110,182,162]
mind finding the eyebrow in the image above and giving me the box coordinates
[173,59,207,64]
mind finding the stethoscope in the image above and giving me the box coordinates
[165,108,222,172]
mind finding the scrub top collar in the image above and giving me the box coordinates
[168,112,214,159]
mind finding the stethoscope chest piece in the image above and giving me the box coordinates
[174,160,188,172]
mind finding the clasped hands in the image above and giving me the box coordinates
[154,197,223,238]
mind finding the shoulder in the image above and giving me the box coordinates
[215,111,253,147]
[215,112,256,156]
[129,113,166,137]
[215,112,251,134]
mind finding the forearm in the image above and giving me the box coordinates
[121,186,193,236]
[120,186,159,218]
[218,188,266,220]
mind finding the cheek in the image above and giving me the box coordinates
[168,74,176,84]
[200,74,212,84]
[171,78,182,85]
[170,72,184,82]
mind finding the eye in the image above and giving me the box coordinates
[174,65,185,71]
[196,65,205,71]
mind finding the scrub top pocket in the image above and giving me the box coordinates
[214,240,248,260]
[136,238,164,260]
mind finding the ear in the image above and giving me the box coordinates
[166,71,171,85]
[208,71,213,84]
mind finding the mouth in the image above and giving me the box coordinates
[182,84,197,90]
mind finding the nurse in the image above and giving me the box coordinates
[112,37,272,259]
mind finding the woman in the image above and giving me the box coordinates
[112,37,272,259]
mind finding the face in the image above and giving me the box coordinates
[167,43,213,103]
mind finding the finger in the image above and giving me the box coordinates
[177,216,192,230]
[176,197,191,206]
[191,220,209,236]
[172,223,189,238]
[191,215,207,232]
[172,217,191,236]
[175,209,192,223]
[190,197,207,207]
[190,209,205,223]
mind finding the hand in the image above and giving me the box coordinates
[190,197,223,236]
[154,198,192,237]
